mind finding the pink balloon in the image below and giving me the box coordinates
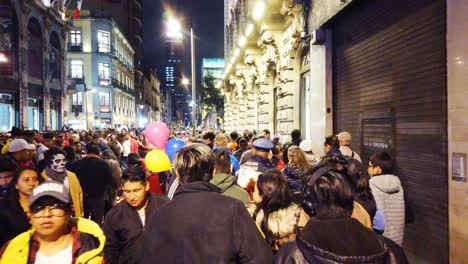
[146,121,169,149]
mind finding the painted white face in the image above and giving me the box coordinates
[50,154,67,173]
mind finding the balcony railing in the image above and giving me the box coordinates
[111,78,135,96]
[68,75,85,85]
[99,77,111,86]
[67,43,83,52]
[96,44,134,72]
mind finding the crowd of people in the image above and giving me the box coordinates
[0,126,407,263]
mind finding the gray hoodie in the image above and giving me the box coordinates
[370,174,405,245]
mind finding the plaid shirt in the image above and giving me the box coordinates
[28,226,82,264]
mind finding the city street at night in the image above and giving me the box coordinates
[0,0,467,263]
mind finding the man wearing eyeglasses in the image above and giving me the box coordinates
[0,182,105,264]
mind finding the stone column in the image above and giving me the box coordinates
[19,31,29,130]
[43,44,51,131]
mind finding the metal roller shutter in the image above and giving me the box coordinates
[331,0,447,262]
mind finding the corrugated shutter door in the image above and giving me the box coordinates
[331,0,447,262]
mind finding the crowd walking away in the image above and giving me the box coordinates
[0,124,408,263]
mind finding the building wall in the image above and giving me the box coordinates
[447,0,468,262]
[0,0,68,131]
[64,17,135,129]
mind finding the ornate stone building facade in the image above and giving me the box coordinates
[0,0,68,131]
[224,1,466,263]
[223,0,308,141]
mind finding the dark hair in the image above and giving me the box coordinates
[6,167,42,201]
[86,144,101,155]
[344,159,373,201]
[54,139,64,147]
[102,149,118,161]
[44,147,67,167]
[253,169,292,247]
[63,146,76,161]
[229,131,239,141]
[202,131,216,141]
[291,129,301,141]
[173,144,214,184]
[0,156,18,173]
[238,138,248,148]
[127,153,142,166]
[324,135,340,149]
[307,170,354,219]
[43,133,54,140]
[369,151,394,174]
[262,129,270,135]
[246,132,254,140]
[122,164,147,184]
[213,150,231,174]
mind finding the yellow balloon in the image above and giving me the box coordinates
[145,150,172,173]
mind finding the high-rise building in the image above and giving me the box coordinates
[202,58,225,83]
[163,34,188,127]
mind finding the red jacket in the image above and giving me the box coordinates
[130,138,139,154]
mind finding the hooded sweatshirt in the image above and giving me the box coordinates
[210,173,250,204]
[370,174,405,245]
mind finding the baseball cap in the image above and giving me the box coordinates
[299,139,313,152]
[29,182,70,206]
[8,139,35,153]
[252,138,274,151]
[337,131,352,144]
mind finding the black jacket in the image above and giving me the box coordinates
[142,182,273,263]
[103,193,168,264]
[67,156,114,197]
[274,217,408,264]
[0,195,30,247]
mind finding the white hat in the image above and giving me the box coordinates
[299,140,313,152]
[8,139,35,152]
[337,131,352,144]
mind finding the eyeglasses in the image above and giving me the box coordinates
[53,159,66,163]
[30,203,68,218]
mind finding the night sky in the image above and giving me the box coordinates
[143,0,224,77]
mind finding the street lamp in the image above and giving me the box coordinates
[181,78,190,86]
[166,16,197,135]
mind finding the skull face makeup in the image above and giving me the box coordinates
[50,154,67,173]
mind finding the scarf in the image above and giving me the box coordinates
[45,167,67,184]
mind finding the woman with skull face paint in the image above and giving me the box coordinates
[40,147,84,218]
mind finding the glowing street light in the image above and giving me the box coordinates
[0,53,8,63]
[253,1,266,21]
[166,18,183,39]
[182,78,190,86]
[165,16,197,135]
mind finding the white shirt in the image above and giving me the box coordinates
[35,245,72,264]
[122,140,131,157]
[339,146,362,162]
